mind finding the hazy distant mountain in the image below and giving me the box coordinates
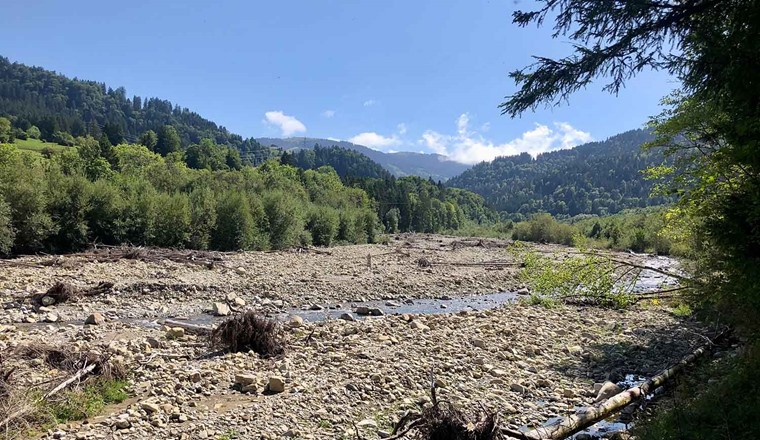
[258,137,470,181]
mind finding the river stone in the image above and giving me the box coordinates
[212,302,231,316]
[141,402,160,414]
[339,312,356,321]
[40,296,56,306]
[235,374,257,386]
[85,312,106,325]
[409,320,429,331]
[355,306,383,316]
[289,315,304,328]
[43,313,59,323]
[357,419,378,428]
[490,369,507,377]
[510,383,526,393]
[268,376,285,393]
[166,327,185,339]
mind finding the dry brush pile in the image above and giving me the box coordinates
[0,343,127,439]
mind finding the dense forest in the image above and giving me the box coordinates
[0,134,494,255]
[259,136,470,181]
[447,129,671,219]
[282,145,392,180]
[279,145,495,232]
[0,57,278,164]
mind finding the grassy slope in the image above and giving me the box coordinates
[13,138,68,153]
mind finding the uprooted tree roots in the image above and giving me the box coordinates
[391,402,502,440]
[31,281,114,306]
[209,311,285,357]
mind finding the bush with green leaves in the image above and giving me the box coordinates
[0,199,14,255]
[512,213,575,246]
[152,192,191,248]
[45,174,92,252]
[519,249,635,308]
[212,191,264,251]
[263,190,304,249]
[306,206,339,246]
[86,180,125,245]
[188,187,216,250]
[0,147,56,252]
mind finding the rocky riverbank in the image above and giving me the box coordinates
[0,235,704,439]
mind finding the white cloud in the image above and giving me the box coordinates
[397,123,407,135]
[348,132,402,150]
[263,111,306,136]
[419,113,592,164]
[322,110,335,118]
[363,99,376,107]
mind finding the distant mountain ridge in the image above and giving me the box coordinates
[258,137,470,181]
[447,129,671,219]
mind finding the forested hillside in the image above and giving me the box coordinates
[279,145,494,231]
[0,57,277,164]
[0,137,494,254]
[447,129,670,219]
[259,137,470,181]
[282,145,392,180]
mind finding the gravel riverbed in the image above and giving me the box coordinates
[0,235,705,439]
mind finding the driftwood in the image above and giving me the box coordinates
[44,363,97,399]
[506,330,727,440]
[40,245,226,268]
[451,238,512,250]
[163,319,213,335]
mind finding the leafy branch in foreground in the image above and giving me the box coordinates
[519,248,689,308]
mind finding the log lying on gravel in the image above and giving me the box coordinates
[505,330,727,440]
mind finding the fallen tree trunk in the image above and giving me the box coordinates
[507,330,727,440]
[163,319,213,335]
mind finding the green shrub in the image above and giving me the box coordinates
[263,191,304,249]
[360,208,379,243]
[45,174,92,252]
[120,178,157,245]
[86,180,125,245]
[46,379,128,423]
[0,199,14,254]
[152,192,191,248]
[0,148,56,252]
[188,187,216,250]
[212,191,260,251]
[307,206,339,246]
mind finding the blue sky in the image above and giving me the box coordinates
[1,0,677,164]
